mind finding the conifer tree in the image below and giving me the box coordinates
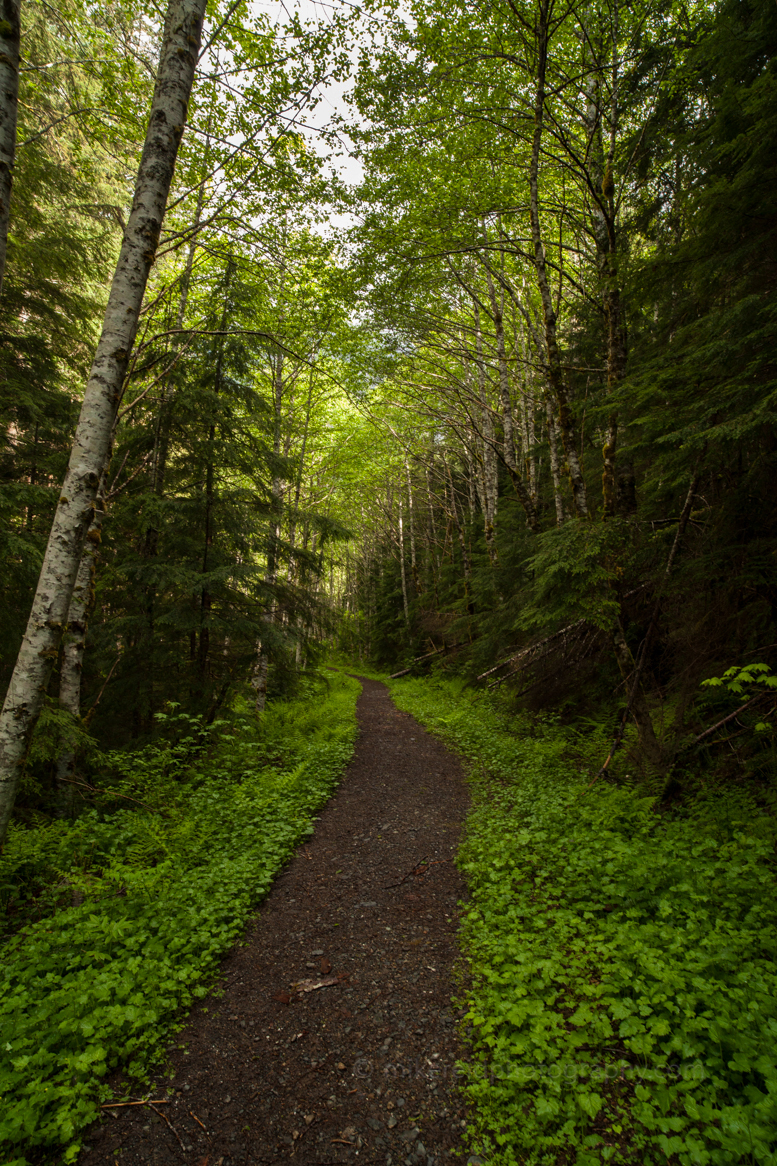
[0,0,207,844]
[0,0,21,295]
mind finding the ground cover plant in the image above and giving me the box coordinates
[389,676,777,1166]
[0,671,360,1166]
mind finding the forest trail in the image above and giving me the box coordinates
[80,677,470,1166]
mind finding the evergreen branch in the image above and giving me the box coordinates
[17,107,103,149]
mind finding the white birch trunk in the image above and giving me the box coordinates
[473,303,498,562]
[0,0,20,297]
[447,464,472,613]
[398,495,410,625]
[0,0,207,845]
[250,645,269,713]
[405,455,419,593]
[546,396,566,525]
[516,317,538,502]
[425,467,441,599]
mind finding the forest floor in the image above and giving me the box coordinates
[79,676,471,1166]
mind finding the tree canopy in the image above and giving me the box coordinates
[0,0,774,815]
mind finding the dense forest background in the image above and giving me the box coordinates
[0,0,776,1160]
[2,0,774,810]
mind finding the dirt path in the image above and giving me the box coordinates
[80,677,471,1166]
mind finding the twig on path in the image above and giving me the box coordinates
[290,972,350,994]
[148,1102,186,1152]
[385,856,429,889]
[101,1099,170,1108]
[384,856,447,890]
[190,1109,209,1135]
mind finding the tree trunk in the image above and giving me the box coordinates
[516,316,538,501]
[425,466,441,602]
[287,370,315,582]
[473,303,498,562]
[398,494,410,625]
[447,462,473,616]
[581,23,623,518]
[529,0,588,518]
[143,166,208,719]
[405,455,419,593]
[546,396,566,525]
[485,264,540,530]
[0,0,207,846]
[250,647,269,712]
[611,616,664,773]
[148,130,209,509]
[55,487,105,815]
[253,348,285,711]
[198,265,232,687]
[0,0,20,297]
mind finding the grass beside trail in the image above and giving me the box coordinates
[0,671,360,1166]
[389,676,777,1166]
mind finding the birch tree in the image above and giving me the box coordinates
[0,0,207,845]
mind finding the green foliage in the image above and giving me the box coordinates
[702,663,777,697]
[390,677,777,1165]
[518,521,624,633]
[0,672,360,1164]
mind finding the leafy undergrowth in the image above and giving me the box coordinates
[0,671,360,1166]
[389,677,777,1166]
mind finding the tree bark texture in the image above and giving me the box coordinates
[250,645,269,712]
[582,19,623,517]
[546,396,566,525]
[252,344,286,710]
[55,489,105,815]
[473,302,498,561]
[447,464,473,616]
[0,0,207,845]
[405,456,419,593]
[485,267,540,530]
[529,0,589,518]
[0,0,21,297]
[611,616,664,773]
[398,495,410,625]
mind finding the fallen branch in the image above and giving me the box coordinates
[478,588,648,682]
[101,1099,170,1108]
[148,1102,186,1152]
[477,621,587,682]
[688,693,767,747]
[190,1109,209,1136]
[290,972,350,994]
[385,855,429,889]
[493,631,602,695]
[83,653,122,724]
[385,856,446,889]
[57,775,158,814]
[390,645,444,680]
